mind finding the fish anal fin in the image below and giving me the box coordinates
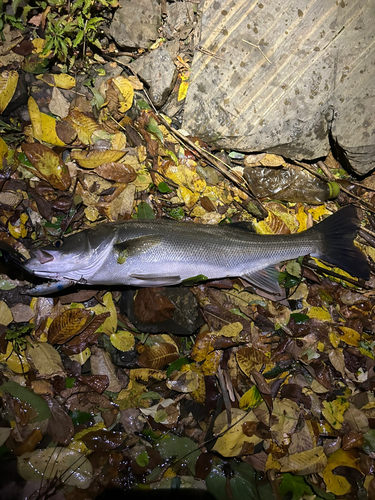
[242,266,283,295]
[229,221,256,233]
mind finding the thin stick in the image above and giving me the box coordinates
[242,39,271,64]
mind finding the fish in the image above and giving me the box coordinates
[11,205,370,295]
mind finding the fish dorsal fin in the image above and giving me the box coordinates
[229,221,256,232]
[242,265,283,295]
[114,235,161,255]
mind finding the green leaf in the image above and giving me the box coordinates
[180,274,208,286]
[167,357,190,377]
[167,207,185,220]
[140,391,161,401]
[65,377,76,388]
[73,30,84,48]
[279,473,313,500]
[136,202,155,219]
[147,117,164,144]
[290,312,309,324]
[69,410,92,425]
[158,181,173,193]
[0,381,51,422]
[135,450,149,467]
[137,99,151,110]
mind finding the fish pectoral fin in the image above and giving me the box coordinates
[242,266,283,295]
[129,273,181,286]
[114,235,161,255]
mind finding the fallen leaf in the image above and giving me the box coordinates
[21,142,71,191]
[0,70,18,113]
[48,309,95,344]
[94,162,136,183]
[139,343,179,370]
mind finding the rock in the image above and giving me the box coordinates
[129,41,179,107]
[120,287,204,335]
[182,0,375,175]
[109,0,162,49]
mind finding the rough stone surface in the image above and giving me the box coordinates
[182,0,375,175]
[130,41,179,108]
[109,0,162,49]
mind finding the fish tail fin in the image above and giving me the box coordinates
[310,205,369,280]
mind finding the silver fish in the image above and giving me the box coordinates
[22,205,369,294]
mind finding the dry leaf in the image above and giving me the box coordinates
[139,343,179,370]
[94,162,136,183]
[48,309,95,344]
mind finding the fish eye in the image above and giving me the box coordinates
[53,238,64,248]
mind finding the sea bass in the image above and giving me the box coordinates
[21,205,369,294]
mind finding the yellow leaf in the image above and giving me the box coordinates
[178,79,189,101]
[0,342,29,374]
[0,136,8,162]
[129,369,166,382]
[295,204,308,232]
[27,97,65,146]
[71,149,126,169]
[74,422,105,441]
[111,131,127,150]
[32,38,51,57]
[322,397,350,429]
[28,96,43,140]
[69,347,91,365]
[212,322,243,338]
[112,76,134,113]
[329,330,341,348]
[308,205,330,220]
[181,363,205,404]
[322,448,360,495]
[8,214,28,239]
[65,109,101,145]
[0,71,19,113]
[279,446,327,475]
[110,330,135,352]
[307,306,331,322]
[91,292,117,335]
[213,408,262,457]
[38,73,76,89]
[338,326,361,347]
[239,386,263,410]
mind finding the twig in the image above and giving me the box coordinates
[304,259,369,289]
[196,45,226,61]
[242,39,271,64]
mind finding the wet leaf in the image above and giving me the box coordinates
[17,447,93,488]
[279,473,314,500]
[65,108,100,145]
[26,338,65,377]
[0,381,51,422]
[48,309,95,344]
[21,142,71,190]
[38,73,76,89]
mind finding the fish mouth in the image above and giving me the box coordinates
[30,249,55,264]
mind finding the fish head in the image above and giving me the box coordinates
[24,231,94,279]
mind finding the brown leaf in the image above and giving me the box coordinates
[46,398,74,445]
[48,308,95,344]
[61,311,110,354]
[94,162,136,183]
[138,343,179,369]
[80,429,123,451]
[79,375,109,394]
[21,142,71,191]
[134,288,175,324]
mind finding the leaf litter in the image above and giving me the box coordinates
[1,24,375,500]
